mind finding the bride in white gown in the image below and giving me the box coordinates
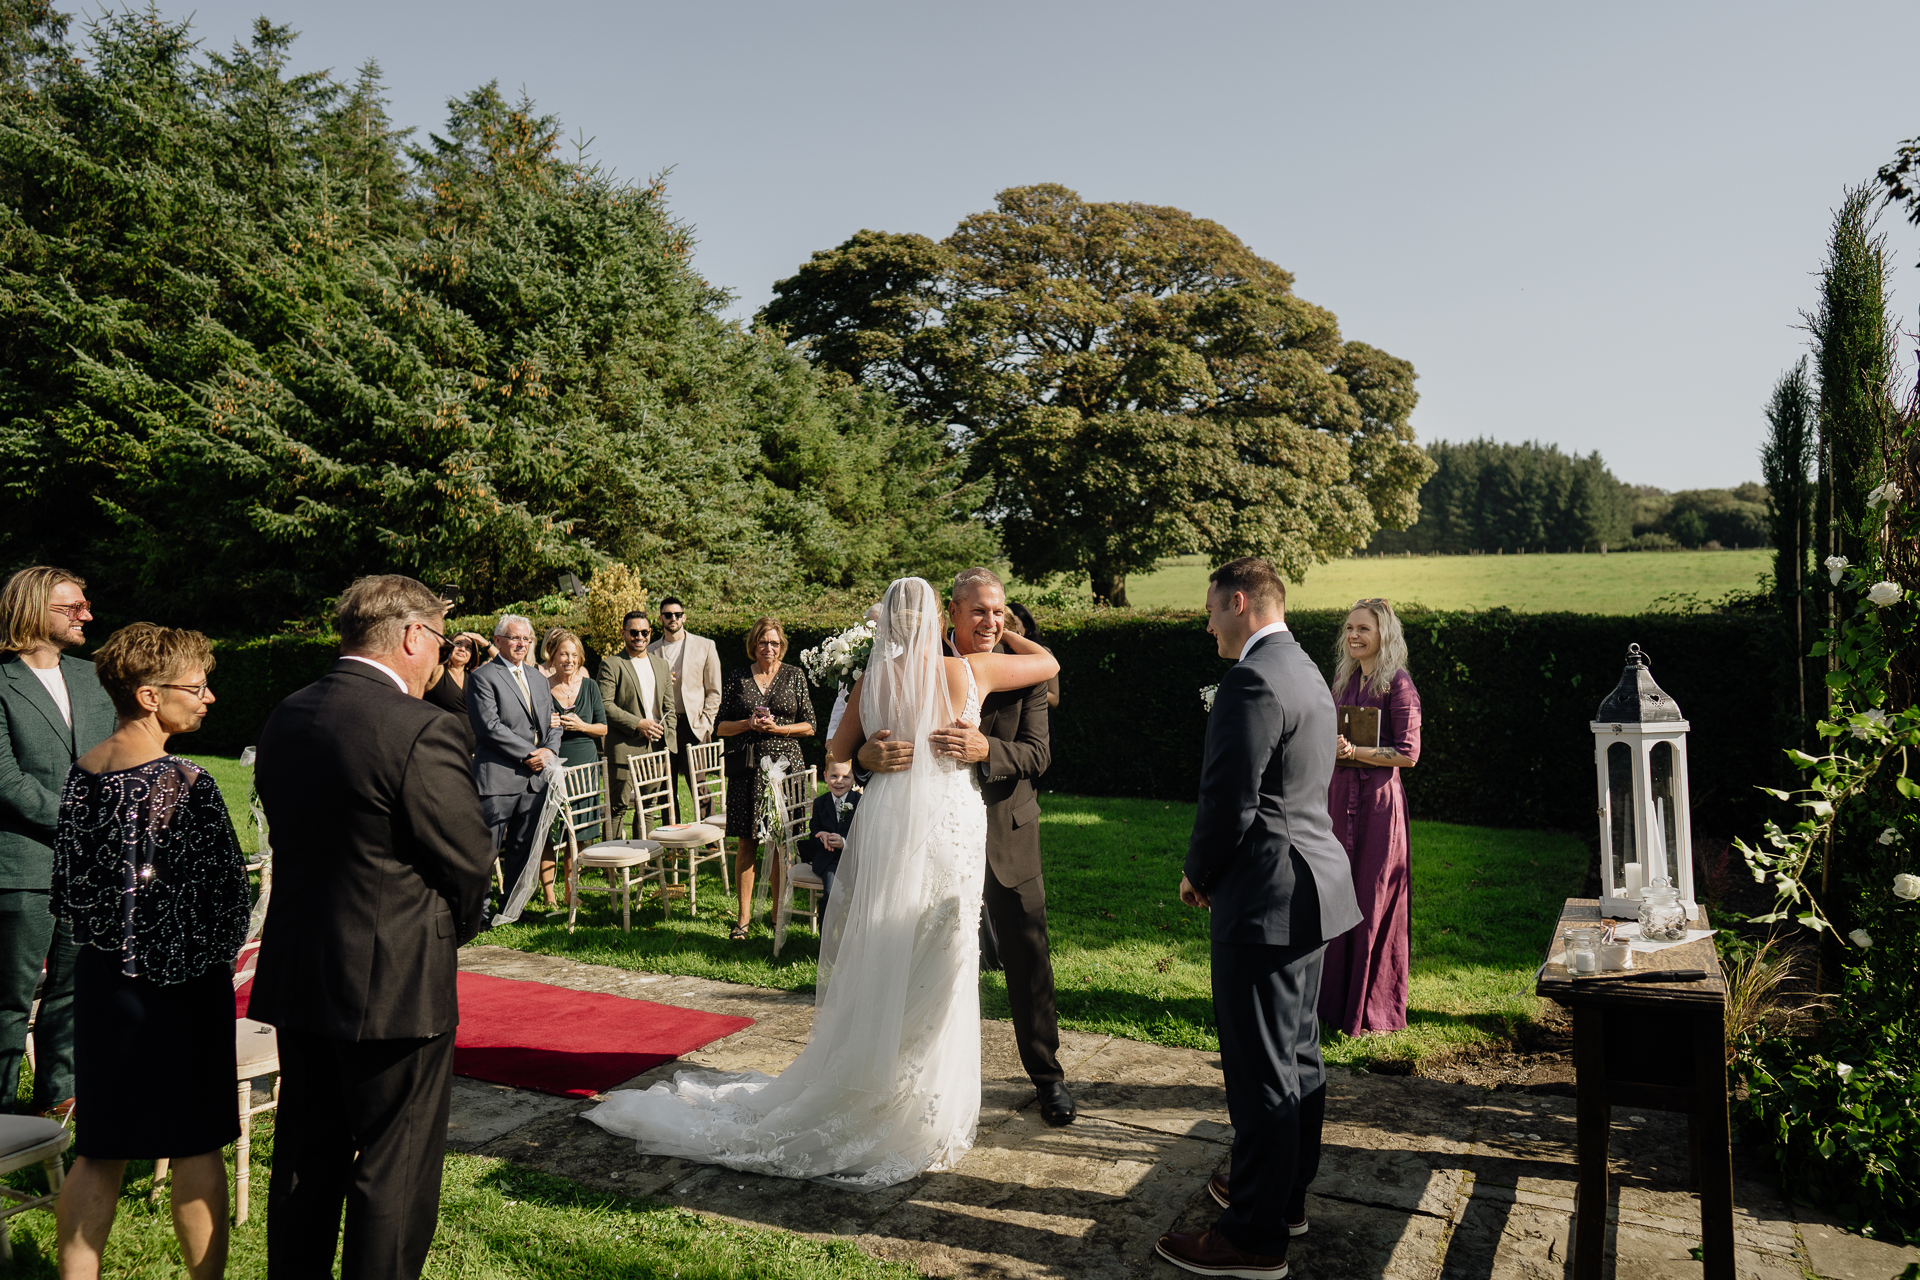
[582,576,1059,1188]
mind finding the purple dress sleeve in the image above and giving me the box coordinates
[1388,670,1422,764]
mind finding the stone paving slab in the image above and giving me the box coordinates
[452,945,1889,1279]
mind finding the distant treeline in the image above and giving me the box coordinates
[1367,439,1769,554]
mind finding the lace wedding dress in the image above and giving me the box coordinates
[582,578,986,1188]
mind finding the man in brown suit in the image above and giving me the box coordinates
[858,566,1072,1126]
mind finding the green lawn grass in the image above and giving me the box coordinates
[0,1116,917,1279]
[182,753,1585,1072]
[487,790,1587,1070]
[1056,549,1770,615]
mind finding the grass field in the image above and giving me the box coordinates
[0,1123,917,1280]
[1047,548,1771,615]
[483,791,1587,1071]
[185,755,1585,1069]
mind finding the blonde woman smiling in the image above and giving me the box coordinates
[1320,598,1421,1037]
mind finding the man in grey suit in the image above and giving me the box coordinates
[1157,557,1362,1280]
[0,567,115,1118]
[468,614,562,906]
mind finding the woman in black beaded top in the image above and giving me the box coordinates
[51,623,249,1280]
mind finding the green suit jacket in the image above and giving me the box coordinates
[598,650,678,776]
[0,652,117,889]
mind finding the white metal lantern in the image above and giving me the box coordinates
[1592,644,1695,919]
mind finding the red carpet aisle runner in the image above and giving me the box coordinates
[237,971,754,1099]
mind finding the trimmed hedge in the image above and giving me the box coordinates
[193,608,1789,838]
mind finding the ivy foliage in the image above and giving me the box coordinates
[0,9,990,631]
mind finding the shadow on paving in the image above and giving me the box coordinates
[453,944,1822,1280]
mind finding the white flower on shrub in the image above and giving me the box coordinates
[1893,873,1920,901]
[1826,554,1850,585]
[1850,708,1888,740]
[1199,684,1218,712]
[1867,480,1903,507]
[1866,581,1904,607]
[1836,1061,1855,1082]
[1848,927,1873,949]
[1881,827,1904,846]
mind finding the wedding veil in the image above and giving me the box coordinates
[812,576,954,1092]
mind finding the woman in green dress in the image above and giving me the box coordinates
[542,630,606,906]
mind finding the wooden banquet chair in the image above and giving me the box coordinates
[639,743,729,913]
[0,1114,68,1263]
[557,758,660,933]
[150,940,280,1224]
[772,767,821,957]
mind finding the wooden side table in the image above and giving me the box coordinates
[1535,898,1734,1280]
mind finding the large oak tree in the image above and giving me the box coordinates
[761,184,1434,604]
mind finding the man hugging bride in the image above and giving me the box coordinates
[582,575,1058,1187]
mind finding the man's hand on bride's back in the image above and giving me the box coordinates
[858,729,914,773]
[929,721,989,764]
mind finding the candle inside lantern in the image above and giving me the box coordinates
[1650,798,1669,884]
[1623,861,1643,900]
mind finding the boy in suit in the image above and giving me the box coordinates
[799,759,859,917]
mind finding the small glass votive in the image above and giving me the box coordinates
[1562,925,1604,974]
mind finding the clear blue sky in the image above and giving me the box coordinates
[133,0,1920,490]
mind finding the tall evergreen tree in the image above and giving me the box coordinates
[1806,186,1894,595]
[0,16,990,629]
[1760,359,1816,726]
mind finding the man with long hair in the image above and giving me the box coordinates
[0,566,116,1119]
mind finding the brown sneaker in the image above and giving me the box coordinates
[37,1098,76,1126]
[1203,1176,1308,1236]
[1154,1228,1289,1279]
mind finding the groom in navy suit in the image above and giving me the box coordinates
[1158,557,1362,1280]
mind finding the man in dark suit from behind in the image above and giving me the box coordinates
[1157,557,1362,1280]
[252,575,494,1280]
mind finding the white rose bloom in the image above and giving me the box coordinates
[1893,873,1920,901]
[1852,708,1888,740]
[1867,581,1903,607]
[1881,827,1903,846]
[1848,928,1872,949]
[1826,555,1850,585]
[1836,1062,1854,1082]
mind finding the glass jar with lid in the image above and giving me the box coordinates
[1637,878,1688,942]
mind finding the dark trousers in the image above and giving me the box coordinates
[483,786,546,899]
[981,872,1063,1086]
[268,1029,455,1280]
[1212,938,1330,1258]
[0,888,76,1112]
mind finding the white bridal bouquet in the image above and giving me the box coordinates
[800,619,878,692]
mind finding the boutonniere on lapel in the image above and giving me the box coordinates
[833,794,856,822]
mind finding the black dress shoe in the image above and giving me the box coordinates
[1037,1081,1076,1127]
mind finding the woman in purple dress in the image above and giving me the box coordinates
[1319,598,1421,1036]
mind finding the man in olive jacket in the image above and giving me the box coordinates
[253,576,493,1280]
[599,610,676,838]
[0,567,115,1118]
